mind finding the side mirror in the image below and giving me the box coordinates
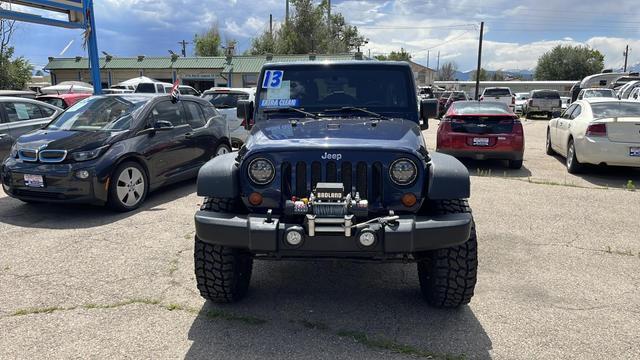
[237,100,254,130]
[420,99,438,128]
[154,120,174,130]
[552,111,562,118]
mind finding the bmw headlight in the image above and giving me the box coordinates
[248,158,275,185]
[390,158,417,185]
[71,145,109,162]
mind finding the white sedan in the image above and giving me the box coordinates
[546,99,640,173]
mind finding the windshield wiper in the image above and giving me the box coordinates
[263,107,319,119]
[323,107,389,120]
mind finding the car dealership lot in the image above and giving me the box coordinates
[0,119,639,359]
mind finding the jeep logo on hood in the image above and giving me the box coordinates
[321,152,342,161]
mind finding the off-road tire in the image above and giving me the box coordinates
[545,129,555,155]
[195,197,252,303]
[508,159,523,169]
[417,199,478,308]
[566,139,582,174]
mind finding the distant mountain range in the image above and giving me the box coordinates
[451,69,534,81]
[615,62,640,73]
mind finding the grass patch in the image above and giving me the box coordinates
[12,306,70,316]
[299,319,329,331]
[625,180,636,191]
[168,259,179,275]
[475,168,493,177]
[336,330,465,360]
[204,308,267,325]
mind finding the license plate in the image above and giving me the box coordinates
[473,137,490,146]
[24,174,44,188]
[630,147,640,157]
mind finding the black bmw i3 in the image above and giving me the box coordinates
[1,94,231,211]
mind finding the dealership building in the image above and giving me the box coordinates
[44,54,436,91]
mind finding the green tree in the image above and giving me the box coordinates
[491,70,505,81]
[0,47,33,90]
[470,68,488,81]
[437,61,458,80]
[535,45,604,80]
[250,0,364,55]
[193,23,222,56]
[374,48,412,61]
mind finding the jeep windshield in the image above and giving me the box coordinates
[255,64,417,121]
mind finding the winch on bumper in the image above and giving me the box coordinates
[195,183,473,256]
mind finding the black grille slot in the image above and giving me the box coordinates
[280,160,384,201]
[326,161,337,182]
[295,161,307,197]
[281,162,292,198]
[356,162,368,198]
[311,161,322,190]
[372,162,383,202]
[341,162,352,195]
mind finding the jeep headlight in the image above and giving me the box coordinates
[71,145,109,162]
[9,143,19,158]
[390,158,417,185]
[248,158,275,185]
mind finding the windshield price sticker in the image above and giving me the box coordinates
[260,99,300,108]
[262,70,284,89]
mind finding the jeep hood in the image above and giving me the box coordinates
[244,118,424,153]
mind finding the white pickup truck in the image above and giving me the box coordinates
[480,87,515,112]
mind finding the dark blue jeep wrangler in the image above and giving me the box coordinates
[193,61,477,308]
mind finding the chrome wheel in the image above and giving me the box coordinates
[567,144,574,168]
[116,167,145,207]
[215,144,231,156]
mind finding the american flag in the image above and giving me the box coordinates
[170,79,180,101]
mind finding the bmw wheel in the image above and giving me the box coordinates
[108,161,148,212]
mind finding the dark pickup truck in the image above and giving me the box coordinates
[193,61,477,308]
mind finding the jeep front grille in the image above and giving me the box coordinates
[281,161,383,202]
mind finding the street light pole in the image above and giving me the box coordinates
[474,21,484,100]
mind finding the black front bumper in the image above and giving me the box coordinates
[1,159,108,205]
[194,211,473,257]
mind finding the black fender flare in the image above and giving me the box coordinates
[427,152,470,200]
[197,152,240,198]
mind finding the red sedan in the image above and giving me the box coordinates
[36,93,91,110]
[436,101,525,169]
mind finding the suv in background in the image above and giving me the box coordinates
[193,61,477,308]
[523,89,562,119]
[134,81,174,94]
[202,87,256,147]
[480,87,515,112]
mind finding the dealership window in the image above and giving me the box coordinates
[243,74,258,87]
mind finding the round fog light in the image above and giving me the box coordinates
[249,192,263,206]
[75,170,90,179]
[401,193,417,207]
[358,229,377,247]
[285,228,304,246]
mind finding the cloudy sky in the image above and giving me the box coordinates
[6,0,640,72]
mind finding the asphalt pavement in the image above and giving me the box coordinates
[0,119,638,359]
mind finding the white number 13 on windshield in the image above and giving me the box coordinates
[262,70,284,89]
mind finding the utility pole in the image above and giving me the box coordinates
[286,0,289,24]
[178,40,189,57]
[436,51,440,72]
[426,50,430,68]
[269,14,273,38]
[474,21,484,100]
[623,45,629,72]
